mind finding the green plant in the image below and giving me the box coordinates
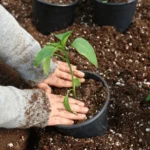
[102,0,108,3]
[146,93,150,101]
[34,31,98,112]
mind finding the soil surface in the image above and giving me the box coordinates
[44,0,77,5]
[0,0,150,149]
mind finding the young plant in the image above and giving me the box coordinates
[34,31,98,112]
[102,0,108,3]
[146,93,150,101]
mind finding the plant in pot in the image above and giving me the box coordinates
[34,31,110,138]
[94,0,138,33]
[32,0,80,35]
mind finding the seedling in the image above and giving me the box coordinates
[34,31,98,112]
[102,0,108,3]
[146,93,150,101]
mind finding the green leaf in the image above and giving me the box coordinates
[55,31,72,47]
[73,78,81,87]
[43,57,50,75]
[146,93,150,101]
[48,42,62,49]
[63,90,73,112]
[71,38,98,68]
[34,46,57,67]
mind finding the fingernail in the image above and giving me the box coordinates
[84,107,89,112]
[80,72,85,77]
[80,78,85,83]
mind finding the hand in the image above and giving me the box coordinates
[39,61,85,90]
[46,93,89,126]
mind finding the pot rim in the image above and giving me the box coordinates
[56,71,110,129]
[95,0,137,5]
[35,0,80,7]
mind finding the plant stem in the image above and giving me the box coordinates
[53,54,67,62]
[62,47,76,97]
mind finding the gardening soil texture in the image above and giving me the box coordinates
[0,0,150,149]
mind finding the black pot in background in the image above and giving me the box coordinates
[56,71,110,138]
[94,0,137,33]
[32,0,79,35]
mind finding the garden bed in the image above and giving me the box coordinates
[0,0,150,149]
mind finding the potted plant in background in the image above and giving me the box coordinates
[32,0,80,35]
[34,31,110,138]
[146,93,150,101]
[94,0,138,33]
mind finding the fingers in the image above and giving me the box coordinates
[47,93,89,126]
[45,76,73,87]
[48,94,85,106]
[55,69,72,81]
[54,110,86,120]
[57,61,85,78]
[53,102,89,114]
[48,116,74,126]
[55,69,85,83]
[73,70,85,78]
[57,61,77,70]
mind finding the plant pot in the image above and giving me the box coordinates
[32,0,79,35]
[94,0,137,33]
[55,71,110,138]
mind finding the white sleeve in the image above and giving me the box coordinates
[0,5,57,86]
[0,86,50,128]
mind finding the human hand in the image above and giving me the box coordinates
[46,93,88,126]
[40,61,85,89]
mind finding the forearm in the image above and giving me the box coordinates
[0,86,50,128]
[0,5,57,85]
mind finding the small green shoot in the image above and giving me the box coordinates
[146,93,150,101]
[34,31,98,112]
[102,0,108,3]
[63,90,73,113]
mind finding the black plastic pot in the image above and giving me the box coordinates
[56,71,110,138]
[32,0,79,35]
[94,0,137,33]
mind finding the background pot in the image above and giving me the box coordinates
[32,0,79,35]
[94,0,137,33]
[55,71,110,138]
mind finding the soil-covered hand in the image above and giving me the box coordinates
[38,61,85,90]
[46,93,88,126]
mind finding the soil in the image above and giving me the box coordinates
[44,0,77,5]
[0,60,29,88]
[0,0,150,149]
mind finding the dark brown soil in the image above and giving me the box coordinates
[0,129,30,150]
[0,0,150,149]
[44,0,77,5]
[0,60,29,88]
